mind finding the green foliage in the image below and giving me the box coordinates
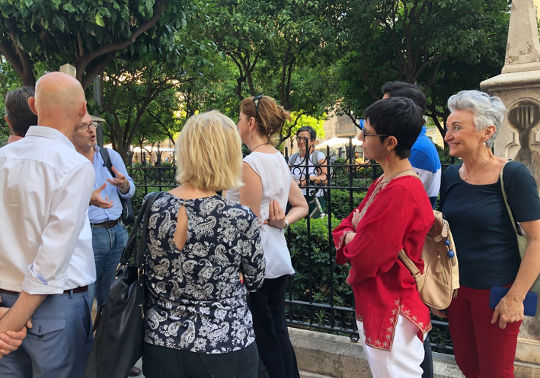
[281,112,326,148]
[186,0,341,131]
[335,0,511,138]
[0,0,187,88]
[288,216,353,307]
[0,58,25,145]
[329,189,366,220]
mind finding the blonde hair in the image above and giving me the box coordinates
[175,110,243,191]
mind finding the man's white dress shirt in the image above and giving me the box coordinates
[0,126,96,294]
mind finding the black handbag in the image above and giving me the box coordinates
[99,147,135,225]
[84,192,161,378]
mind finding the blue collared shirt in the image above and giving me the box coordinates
[89,146,135,223]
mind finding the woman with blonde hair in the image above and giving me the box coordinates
[226,95,308,378]
[142,110,266,378]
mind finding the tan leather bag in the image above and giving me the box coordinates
[399,210,460,310]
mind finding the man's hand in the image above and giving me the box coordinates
[90,183,113,209]
[491,293,524,329]
[0,306,31,358]
[106,166,129,194]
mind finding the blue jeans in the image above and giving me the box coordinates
[88,222,128,309]
[0,291,93,378]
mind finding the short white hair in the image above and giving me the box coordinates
[447,90,506,148]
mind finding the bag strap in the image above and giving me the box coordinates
[387,170,424,277]
[119,192,161,268]
[398,249,422,278]
[99,147,115,178]
[499,161,520,237]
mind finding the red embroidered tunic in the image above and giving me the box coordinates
[333,175,433,351]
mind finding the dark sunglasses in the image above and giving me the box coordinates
[253,94,263,119]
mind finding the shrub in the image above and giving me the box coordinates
[288,216,352,307]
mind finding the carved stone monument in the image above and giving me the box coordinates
[481,1,540,372]
[481,0,540,185]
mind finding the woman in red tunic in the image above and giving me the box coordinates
[333,97,434,377]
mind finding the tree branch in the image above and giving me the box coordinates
[75,0,168,81]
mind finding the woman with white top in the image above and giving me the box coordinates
[288,126,328,216]
[226,95,308,378]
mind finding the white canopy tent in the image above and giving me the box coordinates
[315,137,362,150]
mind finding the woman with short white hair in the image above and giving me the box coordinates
[440,90,540,377]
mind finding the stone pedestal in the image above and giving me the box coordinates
[481,72,540,180]
[480,0,540,369]
[481,0,540,183]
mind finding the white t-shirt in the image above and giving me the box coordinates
[227,152,294,279]
[289,151,326,196]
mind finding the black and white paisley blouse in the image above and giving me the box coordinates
[143,193,265,354]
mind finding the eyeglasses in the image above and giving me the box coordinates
[361,129,387,138]
[354,120,387,138]
[79,123,97,132]
[253,94,263,119]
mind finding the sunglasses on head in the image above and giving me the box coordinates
[253,94,263,119]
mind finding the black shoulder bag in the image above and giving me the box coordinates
[85,191,161,378]
[99,147,135,225]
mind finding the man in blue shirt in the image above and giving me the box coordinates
[71,113,135,311]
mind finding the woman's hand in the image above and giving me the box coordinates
[344,232,356,245]
[351,209,361,230]
[264,199,287,229]
[491,294,524,329]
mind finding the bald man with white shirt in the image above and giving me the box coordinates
[0,72,95,377]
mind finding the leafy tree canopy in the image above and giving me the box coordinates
[0,0,187,88]
[336,0,511,137]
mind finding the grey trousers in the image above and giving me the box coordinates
[0,291,93,378]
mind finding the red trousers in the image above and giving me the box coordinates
[447,286,522,378]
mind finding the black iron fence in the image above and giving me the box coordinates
[127,142,456,354]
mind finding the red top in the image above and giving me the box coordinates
[333,175,433,350]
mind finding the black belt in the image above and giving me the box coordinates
[0,286,88,295]
[91,218,121,228]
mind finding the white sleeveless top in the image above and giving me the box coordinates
[227,152,294,279]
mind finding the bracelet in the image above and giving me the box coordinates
[284,219,289,229]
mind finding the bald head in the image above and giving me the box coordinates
[29,72,87,137]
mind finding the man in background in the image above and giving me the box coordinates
[4,86,37,144]
[71,113,139,377]
[0,72,95,377]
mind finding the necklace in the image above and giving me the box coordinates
[460,166,480,182]
[251,143,269,152]
[381,168,415,183]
